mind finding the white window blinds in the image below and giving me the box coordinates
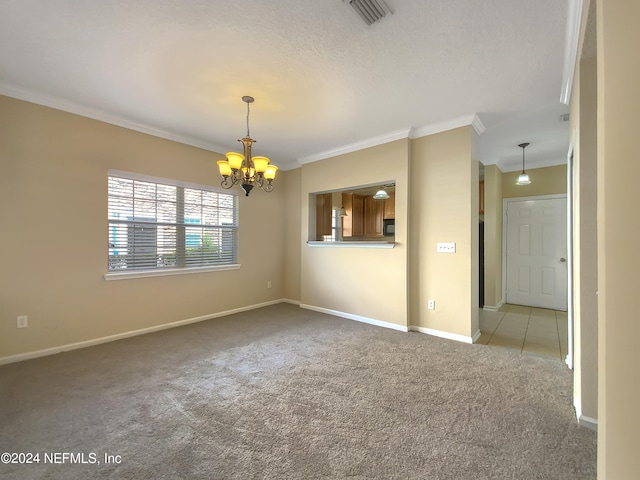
[108,172,238,272]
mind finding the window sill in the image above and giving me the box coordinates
[104,264,241,281]
[306,241,396,249]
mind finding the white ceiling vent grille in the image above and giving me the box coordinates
[345,0,392,25]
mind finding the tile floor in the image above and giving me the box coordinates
[477,304,568,362]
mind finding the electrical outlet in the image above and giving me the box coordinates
[436,242,456,253]
[267,281,272,289]
[427,300,435,310]
[17,315,28,328]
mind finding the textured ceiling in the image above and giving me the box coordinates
[0,0,572,171]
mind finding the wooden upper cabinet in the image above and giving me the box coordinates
[479,180,484,215]
[364,196,384,237]
[342,192,386,238]
[315,193,332,240]
[342,193,364,237]
[384,192,395,219]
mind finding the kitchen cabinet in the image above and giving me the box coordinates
[342,193,385,238]
[342,193,364,237]
[383,192,395,219]
[364,196,384,237]
[315,193,332,240]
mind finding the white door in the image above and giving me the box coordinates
[505,197,567,310]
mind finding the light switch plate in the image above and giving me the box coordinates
[437,242,456,253]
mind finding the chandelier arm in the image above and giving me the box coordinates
[261,180,274,193]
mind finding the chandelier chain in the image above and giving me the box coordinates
[246,101,251,138]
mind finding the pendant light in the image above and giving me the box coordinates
[516,142,531,185]
[373,188,390,200]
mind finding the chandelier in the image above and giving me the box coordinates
[217,96,278,196]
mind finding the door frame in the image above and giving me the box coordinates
[501,193,569,311]
[566,145,574,369]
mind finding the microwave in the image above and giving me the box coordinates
[383,219,395,237]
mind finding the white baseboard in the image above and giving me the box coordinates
[300,304,409,332]
[578,415,598,431]
[408,325,476,344]
[472,329,482,343]
[0,299,286,366]
[482,300,504,311]
[282,298,301,305]
[574,399,598,431]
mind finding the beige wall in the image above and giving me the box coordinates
[483,165,503,308]
[300,140,409,327]
[596,0,640,476]
[409,127,480,339]
[571,53,599,425]
[0,95,286,359]
[282,168,302,302]
[502,165,567,198]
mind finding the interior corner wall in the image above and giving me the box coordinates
[299,139,409,328]
[0,95,286,360]
[597,0,640,476]
[282,168,302,302]
[483,164,503,308]
[574,54,599,424]
[409,126,479,339]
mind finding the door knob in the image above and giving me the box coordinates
[560,258,566,262]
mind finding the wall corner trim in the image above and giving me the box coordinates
[300,304,408,332]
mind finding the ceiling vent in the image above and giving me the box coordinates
[345,0,392,25]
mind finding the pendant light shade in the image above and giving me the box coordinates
[516,172,531,185]
[373,188,390,200]
[516,142,531,185]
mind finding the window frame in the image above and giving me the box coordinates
[104,170,240,281]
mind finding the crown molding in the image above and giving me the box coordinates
[3,83,487,169]
[297,128,411,164]
[0,83,230,154]
[471,114,486,135]
[560,0,584,104]
[410,113,483,139]
[492,155,568,173]
[298,113,484,165]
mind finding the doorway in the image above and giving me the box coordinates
[503,195,568,310]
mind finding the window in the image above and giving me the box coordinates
[322,209,340,242]
[107,171,238,275]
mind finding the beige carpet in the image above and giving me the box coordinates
[0,303,596,479]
